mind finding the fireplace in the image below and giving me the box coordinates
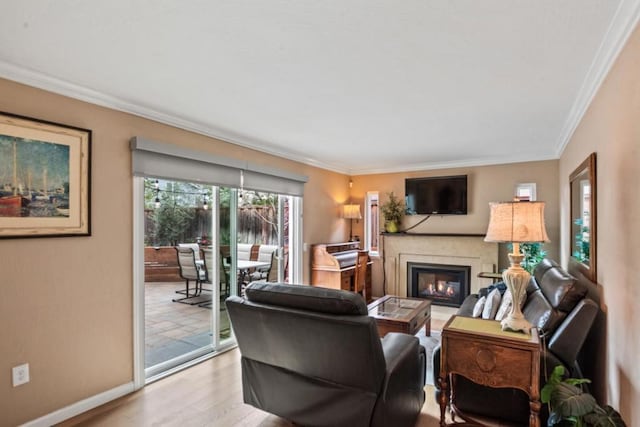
[407,262,471,307]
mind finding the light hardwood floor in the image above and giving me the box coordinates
[58,346,445,427]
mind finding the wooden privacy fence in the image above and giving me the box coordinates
[144,205,278,246]
[238,205,277,245]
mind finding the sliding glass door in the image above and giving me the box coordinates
[140,179,301,381]
[143,178,218,379]
[131,137,306,386]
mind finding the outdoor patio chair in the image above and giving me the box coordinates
[250,245,278,281]
[177,243,206,284]
[237,243,254,261]
[197,249,230,309]
[202,248,231,299]
[266,250,279,282]
[173,246,209,305]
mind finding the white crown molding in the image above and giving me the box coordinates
[0,60,351,175]
[0,61,565,176]
[348,153,560,176]
[555,0,640,157]
[3,0,637,182]
[20,382,134,427]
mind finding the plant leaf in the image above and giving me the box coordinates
[548,412,578,426]
[550,382,596,417]
[542,365,567,403]
[566,378,591,386]
[584,405,627,427]
[551,365,566,380]
[541,383,553,404]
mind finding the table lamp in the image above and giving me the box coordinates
[343,203,362,241]
[484,200,549,333]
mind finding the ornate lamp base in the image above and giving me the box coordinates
[501,252,532,334]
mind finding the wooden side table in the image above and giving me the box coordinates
[438,316,541,427]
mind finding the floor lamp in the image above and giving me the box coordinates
[484,200,549,334]
[343,204,362,242]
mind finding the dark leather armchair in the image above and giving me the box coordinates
[433,259,599,425]
[226,282,426,427]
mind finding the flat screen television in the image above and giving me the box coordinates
[405,175,467,215]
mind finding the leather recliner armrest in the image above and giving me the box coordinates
[431,344,442,403]
[547,298,599,372]
[371,333,426,427]
[382,333,426,385]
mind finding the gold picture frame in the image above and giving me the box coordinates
[0,112,91,238]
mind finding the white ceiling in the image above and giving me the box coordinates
[0,1,638,174]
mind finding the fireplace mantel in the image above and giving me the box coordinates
[381,232,486,237]
[382,234,498,297]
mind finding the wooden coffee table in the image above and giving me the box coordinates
[368,295,431,337]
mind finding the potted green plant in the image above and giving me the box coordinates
[541,365,626,427]
[380,192,405,233]
[508,242,547,274]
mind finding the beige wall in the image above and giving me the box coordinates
[559,23,640,422]
[7,37,633,420]
[350,161,560,296]
[0,78,351,426]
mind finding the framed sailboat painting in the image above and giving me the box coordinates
[0,112,91,238]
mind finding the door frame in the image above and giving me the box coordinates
[133,180,303,388]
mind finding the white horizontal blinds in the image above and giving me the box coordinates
[130,137,307,195]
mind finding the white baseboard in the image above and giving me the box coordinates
[21,382,135,427]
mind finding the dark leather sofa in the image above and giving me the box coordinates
[432,258,599,426]
[226,282,426,427]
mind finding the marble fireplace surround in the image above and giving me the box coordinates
[382,234,499,298]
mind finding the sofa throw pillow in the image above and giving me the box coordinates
[494,288,527,321]
[482,288,502,319]
[472,296,486,318]
[495,289,513,321]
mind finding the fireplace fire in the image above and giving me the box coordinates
[407,262,470,307]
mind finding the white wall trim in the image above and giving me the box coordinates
[348,153,560,176]
[20,382,134,427]
[555,0,640,157]
[0,61,562,176]
[0,60,348,175]
[291,197,304,284]
[132,177,146,390]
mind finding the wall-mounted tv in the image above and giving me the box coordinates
[405,175,467,215]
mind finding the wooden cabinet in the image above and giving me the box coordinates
[438,316,541,427]
[310,242,372,302]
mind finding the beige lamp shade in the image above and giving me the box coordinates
[484,201,549,243]
[343,204,362,220]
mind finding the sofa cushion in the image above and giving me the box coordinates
[457,294,479,317]
[520,259,586,336]
[522,290,561,334]
[495,288,527,321]
[245,282,368,315]
[537,265,585,313]
[533,258,557,285]
[526,276,540,296]
[494,291,511,321]
[482,288,501,319]
[472,296,486,317]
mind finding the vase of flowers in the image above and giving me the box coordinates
[381,192,405,233]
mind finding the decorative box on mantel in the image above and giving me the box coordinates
[381,233,498,305]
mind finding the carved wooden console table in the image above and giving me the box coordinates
[438,316,541,427]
